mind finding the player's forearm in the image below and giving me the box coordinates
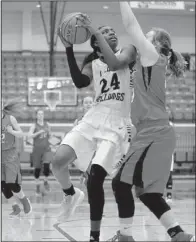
[28,131,42,138]
[120,2,158,64]
[94,32,121,71]
[66,47,91,88]
[120,2,146,48]
[9,130,24,138]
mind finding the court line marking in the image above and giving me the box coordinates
[53,223,77,241]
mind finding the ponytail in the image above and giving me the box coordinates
[3,98,25,117]
[81,51,99,71]
[168,50,187,78]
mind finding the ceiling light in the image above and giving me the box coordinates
[103,5,109,9]
[189,8,194,12]
[36,4,41,8]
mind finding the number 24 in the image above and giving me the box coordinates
[100,73,120,94]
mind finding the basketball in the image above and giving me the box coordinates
[60,12,91,44]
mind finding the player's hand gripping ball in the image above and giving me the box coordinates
[59,12,91,45]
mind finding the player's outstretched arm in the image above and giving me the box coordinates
[119,2,159,67]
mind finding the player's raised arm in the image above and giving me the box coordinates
[7,115,24,138]
[58,27,92,88]
[77,14,136,71]
[119,2,159,66]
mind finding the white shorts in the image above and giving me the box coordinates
[61,106,132,175]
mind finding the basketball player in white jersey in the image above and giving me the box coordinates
[53,19,136,241]
[73,96,94,184]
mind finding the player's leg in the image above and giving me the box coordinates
[5,149,32,215]
[87,140,118,241]
[42,151,52,192]
[32,149,42,195]
[52,129,95,221]
[87,164,107,242]
[2,151,21,216]
[111,168,135,241]
[2,180,21,216]
[136,128,194,242]
[166,156,174,204]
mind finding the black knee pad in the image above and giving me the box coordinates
[7,183,21,193]
[112,178,134,218]
[87,164,107,220]
[1,182,13,199]
[1,181,6,191]
[139,193,170,219]
[43,163,50,177]
[166,171,173,189]
[87,164,107,199]
[34,168,41,179]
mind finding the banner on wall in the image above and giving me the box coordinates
[129,2,185,10]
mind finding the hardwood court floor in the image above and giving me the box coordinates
[1,178,195,241]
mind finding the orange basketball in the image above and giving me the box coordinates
[60,12,91,44]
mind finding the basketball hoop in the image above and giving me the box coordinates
[44,90,61,111]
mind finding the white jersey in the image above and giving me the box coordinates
[92,51,132,117]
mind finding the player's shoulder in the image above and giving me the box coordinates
[122,44,136,52]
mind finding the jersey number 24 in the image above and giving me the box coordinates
[100,73,120,94]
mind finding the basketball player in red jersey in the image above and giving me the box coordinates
[108,2,195,241]
[1,99,32,216]
[27,110,52,195]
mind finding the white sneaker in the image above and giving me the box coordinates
[58,187,84,222]
[9,204,21,218]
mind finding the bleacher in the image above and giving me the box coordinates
[2,51,195,123]
[2,51,195,176]
[2,51,94,122]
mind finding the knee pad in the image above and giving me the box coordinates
[87,165,107,221]
[139,193,170,219]
[7,183,21,193]
[34,168,41,179]
[1,182,13,199]
[87,164,107,198]
[1,181,6,191]
[112,178,134,218]
[2,183,14,198]
[43,163,50,177]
